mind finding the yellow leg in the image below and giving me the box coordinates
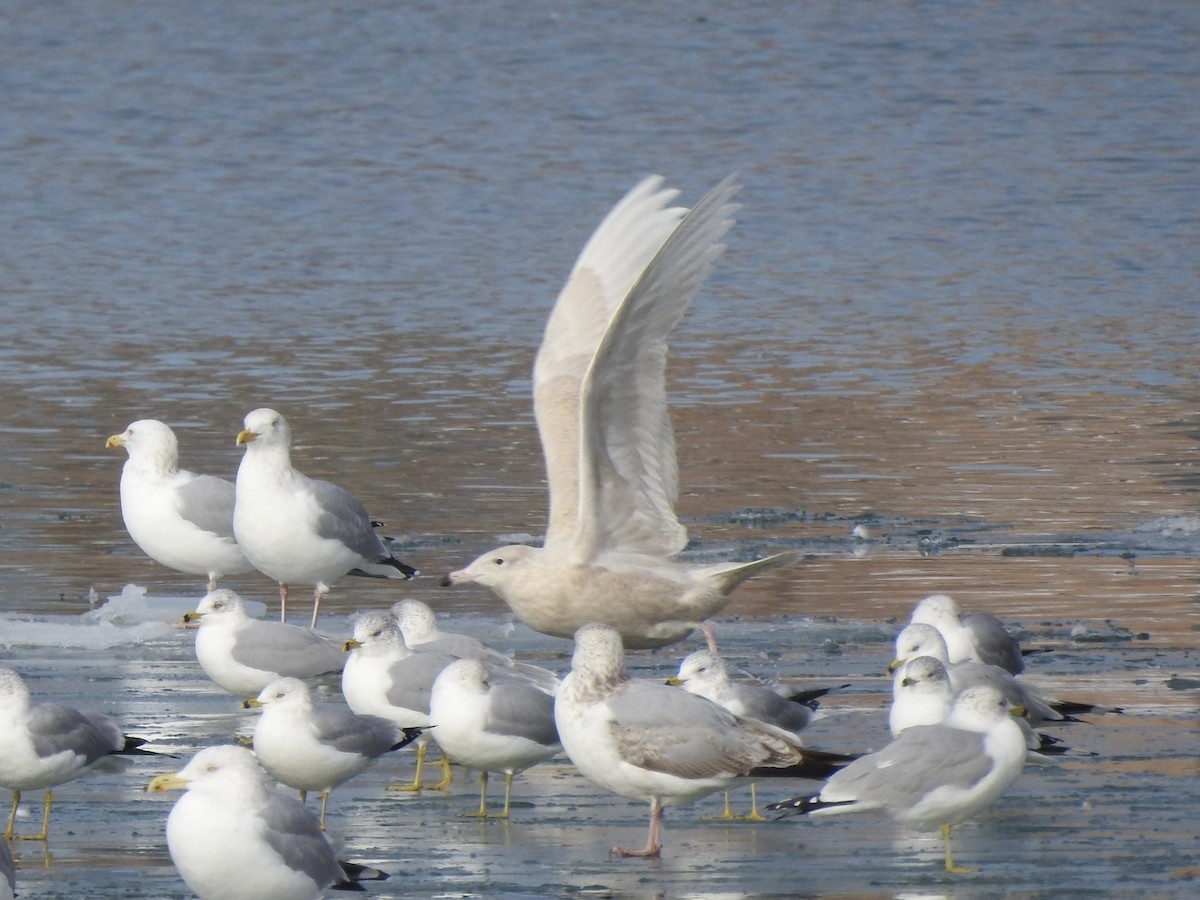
[387,743,428,792]
[4,791,19,840]
[744,782,765,822]
[318,790,330,831]
[717,790,737,820]
[461,771,490,818]
[499,772,514,819]
[19,789,52,842]
[942,823,977,873]
[427,750,453,791]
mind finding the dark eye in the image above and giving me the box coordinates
[494,557,505,567]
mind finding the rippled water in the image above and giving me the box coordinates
[1,0,1198,897]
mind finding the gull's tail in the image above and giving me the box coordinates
[701,549,804,596]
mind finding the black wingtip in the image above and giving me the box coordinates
[391,727,424,751]
[118,736,171,757]
[336,861,390,886]
[765,794,854,818]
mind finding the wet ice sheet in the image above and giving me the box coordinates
[0,587,1196,899]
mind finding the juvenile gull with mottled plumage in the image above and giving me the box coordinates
[445,176,799,650]
[554,624,839,858]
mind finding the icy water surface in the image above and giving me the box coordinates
[1,0,1199,897]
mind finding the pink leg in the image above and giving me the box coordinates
[310,587,326,629]
[612,800,664,858]
[278,584,289,623]
[698,621,719,654]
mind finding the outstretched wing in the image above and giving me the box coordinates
[574,175,740,559]
[534,177,688,552]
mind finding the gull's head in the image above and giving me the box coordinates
[237,407,289,449]
[0,668,32,711]
[666,649,727,696]
[391,598,438,643]
[436,657,490,696]
[243,676,311,713]
[344,611,406,655]
[944,684,1013,732]
[443,544,538,590]
[106,419,179,470]
[895,655,952,695]
[146,744,266,798]
[910,593,962,627]
[889,623,949,673]
[569,623,627,687]
[183,589,248,626]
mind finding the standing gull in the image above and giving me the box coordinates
[666,648,824,820]
[392,598,560,694]
[147,745,387,900]
[183,589,345,698]
[554,624,837,858]
[909,593,1026,674]
[234,407,417,627]
[768,684,1028,873]
[891,623,1075,724]
[242,677,422,828]
[891,656,1093,758]
[445,176,799,649]
[341,612,456,791]
[429,658,561,818]
[0,668,157,841]
[106,418,253,590]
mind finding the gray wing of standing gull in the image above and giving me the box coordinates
[725,682,815,733]
[483,683,559,747]
[26,704,122,763]
[175,473,239,539]
[308,707,399,757]
[256,790,350,888]
[820,724,993,807]
[962,613,1024,673]
[308,477,388,561]
[605,681,791,780]
[228,620,345,677]
[381,652,458,713]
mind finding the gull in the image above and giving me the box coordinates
[554,624,840,858]
[106,418,253,590]
[242,677,422,828]
[183,589,345,698]
[890,623,1088,725]
[909,593,1026,674]
[445,176,800,649]
[891,656,1094,758]
[429,657,561,818]
[767,684,1028,873]
[888,654,955,736]
[0,667,157,841]
[147,745,387,900]
[341,612,456,792]
[234,407,417,627]
[391,598,560,694]
[666,648,824,820]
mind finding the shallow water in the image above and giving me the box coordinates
[1,0,1199,897]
